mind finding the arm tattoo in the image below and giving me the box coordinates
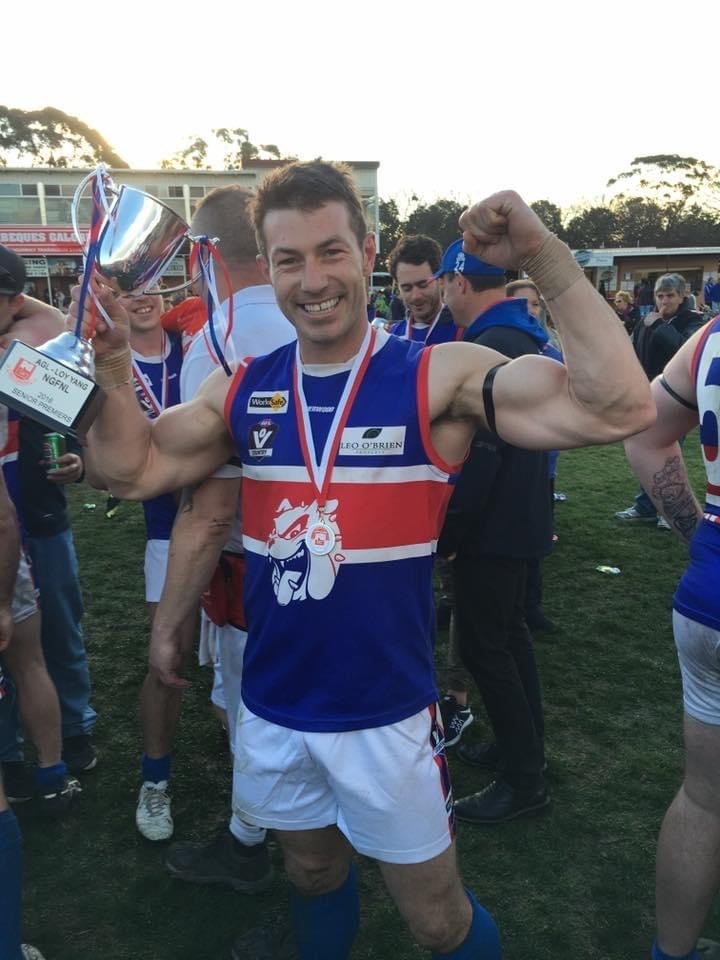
[650,455,701,543]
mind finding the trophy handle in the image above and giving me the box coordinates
[133,273,200,297]
[71,166,116,247]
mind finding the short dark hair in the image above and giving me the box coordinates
[190,185,258,265]
[465,274,507,293]
[250,160,367,257]
[387,235,442,280]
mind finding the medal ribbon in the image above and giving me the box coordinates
[131,331,169,418]
[406,305,443,343]
[191,237,239,376]
[293,325,376,511]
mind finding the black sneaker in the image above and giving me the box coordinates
[62,734,98,774]
[454,778,550,824]
[457,740,501,770]
[231,920,298,960]
[1,761,35,802]
[439,695,473,747]
[457,740,548,774]
[165,827,273,893]
[38,774,82,818]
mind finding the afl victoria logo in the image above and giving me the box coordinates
[10,358,37,383]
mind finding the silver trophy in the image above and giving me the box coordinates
[0,167,192,436]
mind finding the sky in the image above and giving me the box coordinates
[5,0,718,214]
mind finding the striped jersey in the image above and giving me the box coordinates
[674,316,720,630]
[132,332,182,541]
[225,331,461,732]
[0,404,20,519]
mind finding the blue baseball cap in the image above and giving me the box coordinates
[432,238,505,279]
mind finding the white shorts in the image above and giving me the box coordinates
[144,539,170,603]
[232,704,455,865]
[12,552,39,624]
[674,610,720,725]
[200,612,247,754]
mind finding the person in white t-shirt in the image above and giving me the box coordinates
[152,186,295,890]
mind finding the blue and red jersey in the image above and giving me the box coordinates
[132,333,183,540]
[674,316,720,630]
[224,333,461,732]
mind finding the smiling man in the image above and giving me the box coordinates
[70,159,653,960]
[388,235,459,344]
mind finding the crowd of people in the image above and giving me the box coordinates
[0,159,718,960]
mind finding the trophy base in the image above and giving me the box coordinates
[0,340,104,438]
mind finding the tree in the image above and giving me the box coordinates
[159,129,291,171]
[403,199,466,253]
[376,198,403,268]
[0,105,128,168]
[213,128,282,169]
[611,196,667,247]
[530,200,565,239]
[564,207,617,249]
[607,155,720,235]
[667,204,720,246]
[159,137,210,171]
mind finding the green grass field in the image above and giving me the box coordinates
[15,436,716,960]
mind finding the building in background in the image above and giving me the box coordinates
[572,247,720,304]
[0,160,380,305]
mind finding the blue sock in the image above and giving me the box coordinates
[651,940,699,960]
[432,889,502,960]
[289,862,359,960]
[0,807,23,960]
[32,761,67,790]
[141,753,171,784]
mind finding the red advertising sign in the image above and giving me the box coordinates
[0,225,87,255]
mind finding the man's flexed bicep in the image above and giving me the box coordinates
[427,342,586,460]
[88,366,238,501]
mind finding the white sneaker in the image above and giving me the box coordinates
[22,947,47,960]
[657,515,672,530]
[136,780,173,841]
[614,505,656,521]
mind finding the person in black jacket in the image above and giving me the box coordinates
[17,419,98,774]
[436,240,553,824]
[615,273,704,525]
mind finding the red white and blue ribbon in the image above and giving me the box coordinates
[73,165,114,339]
[191,237,238,376]
[293,325,376,510]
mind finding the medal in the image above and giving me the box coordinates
[293,325,377,553]
[306,520,336,556]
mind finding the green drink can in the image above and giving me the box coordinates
[43,432,66,469]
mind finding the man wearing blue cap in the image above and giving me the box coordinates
[387,235,460,345]
[437,239,553,823]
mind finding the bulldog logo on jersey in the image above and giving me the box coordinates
[266,498,345,605]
